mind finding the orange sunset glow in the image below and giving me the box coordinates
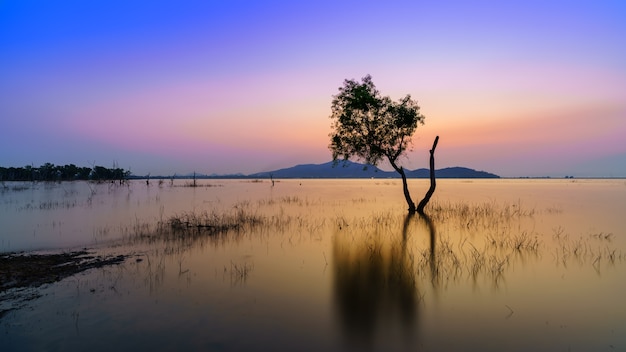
[2,1,625,177]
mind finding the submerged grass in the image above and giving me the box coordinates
[124,199,305,249]
[332,199,623,292]
[132,196,623,279]
[2,185,624,327]
[166,207,263,233]
[17,187,615,297]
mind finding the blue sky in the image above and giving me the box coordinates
[2,0,625,177]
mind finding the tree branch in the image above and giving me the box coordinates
[417,136,439,214]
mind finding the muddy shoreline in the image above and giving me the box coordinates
[0,250,127,318]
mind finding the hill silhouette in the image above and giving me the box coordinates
[247,161,499,179]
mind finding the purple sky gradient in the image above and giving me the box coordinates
[2,0,625,177]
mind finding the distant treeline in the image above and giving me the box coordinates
[0,163,131,182]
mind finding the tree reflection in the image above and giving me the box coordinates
[419,212,438,292]
[332,213,437,348]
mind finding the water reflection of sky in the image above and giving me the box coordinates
[1,179,625,351]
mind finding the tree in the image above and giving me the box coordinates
[329,74,433,213]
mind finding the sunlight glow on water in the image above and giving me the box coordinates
[1,179,625,351]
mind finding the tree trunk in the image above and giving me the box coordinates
[417,136,439,214]
[390,160,416,213]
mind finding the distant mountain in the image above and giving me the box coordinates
[248,161,385,178]
[247,161,499,179]
[406,166,500,178]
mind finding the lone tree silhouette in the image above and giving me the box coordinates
[329,74,438,214]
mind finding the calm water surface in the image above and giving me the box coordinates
[1,179,625,351]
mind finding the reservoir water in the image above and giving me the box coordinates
[1,179,625,351]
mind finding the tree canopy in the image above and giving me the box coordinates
[329,74,427,213]
[0,163,130,182]
[330,75,424,168]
